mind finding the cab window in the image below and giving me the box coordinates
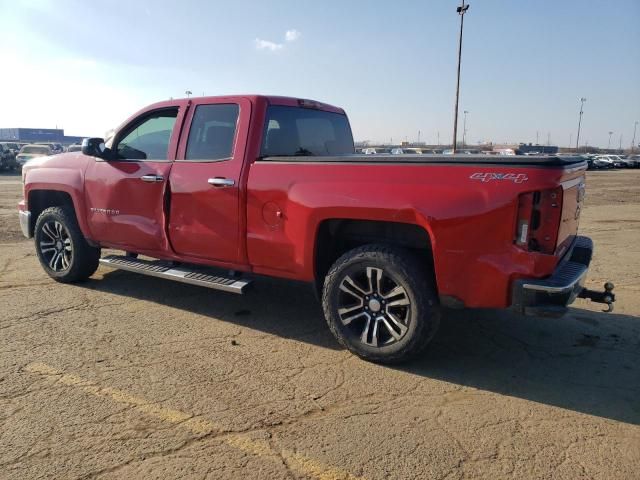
[261,106,354,157]
[116,109,177,160]
[185,104,239,161]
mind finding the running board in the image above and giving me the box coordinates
[99,255,251,294]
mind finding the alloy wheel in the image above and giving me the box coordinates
[39,220,73,272]
[337,267,411,347]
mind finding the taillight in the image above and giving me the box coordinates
[515,187,563,254]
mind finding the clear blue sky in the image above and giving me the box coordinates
[1,0,638,148]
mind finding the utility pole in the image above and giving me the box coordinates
[619,133,622,151]
[418,130,421,144]
[632,121,638,153]
[452,0,469,153]
[576,97,586,150]
[462,110,469,148]
[437,131,440,146]
[608,131,613,150]
[569,133,572,149]
[536,131,539,145]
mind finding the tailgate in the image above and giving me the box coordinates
[556,175,586,256]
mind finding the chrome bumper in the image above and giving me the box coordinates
[19,210,31,238]
[511,236,593,317]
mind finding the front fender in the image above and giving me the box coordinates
[24,167,92,241]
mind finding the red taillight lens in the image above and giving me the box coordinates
[515,187,563,254]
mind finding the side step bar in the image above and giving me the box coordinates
[99,255,251,294]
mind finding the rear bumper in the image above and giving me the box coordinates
[19,210,31,238]
[511,236,594,317]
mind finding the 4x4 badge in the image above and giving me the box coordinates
[470,172,529,183]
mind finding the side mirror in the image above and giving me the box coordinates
[81,138,107,158]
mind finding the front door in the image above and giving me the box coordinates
[168,98,251,266]
[84,106,183,253]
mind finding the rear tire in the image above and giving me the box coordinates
[322,244,440,364]
[34,206,100,283]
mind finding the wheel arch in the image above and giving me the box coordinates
[313,218,437,294]
[27,189,88,239]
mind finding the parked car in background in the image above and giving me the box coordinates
[16,144,52,170]
[391,148,423,154]
[0,143,17,171]
[626,154,640,168]
[608,155,633,168]
[363,148,378,154]
[0,142,21,157]
[35,142,64,155]
[595,155,615,169]
[66,144,83,152]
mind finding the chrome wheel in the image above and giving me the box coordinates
[39,220,72,272]
[337,267,411,347]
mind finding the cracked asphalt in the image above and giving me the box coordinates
[1,170,639,479]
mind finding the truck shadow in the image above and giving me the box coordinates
[83,270,639,425]
[404,307,640,425]
[83,270,341,350]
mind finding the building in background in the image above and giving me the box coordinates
[0,128,85,145]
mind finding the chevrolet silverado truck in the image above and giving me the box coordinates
[18,95,615,363]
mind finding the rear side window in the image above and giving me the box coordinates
[261,106,354,157]
[185,104,239,161]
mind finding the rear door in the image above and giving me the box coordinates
[168,97,251,266]
[84,105,185,252]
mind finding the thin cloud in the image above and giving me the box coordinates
[285,29,301,42]
[255,29,301,52]
[255,38,283,52]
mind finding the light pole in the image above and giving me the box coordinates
[632,121,638,153]
[575,97,586,151]
[462,110,469,148]
[452,0,469,153]
[185,90,192,98]
[619,133,622,152]
[608,131,613,150]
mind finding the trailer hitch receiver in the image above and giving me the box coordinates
[578,282,615,313]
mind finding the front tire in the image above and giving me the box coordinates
[34,206,100,283]
[322,245,441,364]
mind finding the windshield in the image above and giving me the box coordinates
[21,146,50,155]
[261,106,354,157]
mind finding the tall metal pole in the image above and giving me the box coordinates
[619,133,622,151]
[608,131,613,150]
[575,97,586,151]
[462,110,469,148]
[452,1,469,153]
[632,121,638,153]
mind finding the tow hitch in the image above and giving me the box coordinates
[578,282,616,313]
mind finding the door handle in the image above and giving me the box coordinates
[141,174,164,183]
[208,177,235,187]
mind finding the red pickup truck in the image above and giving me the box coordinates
[18,95,614,363]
